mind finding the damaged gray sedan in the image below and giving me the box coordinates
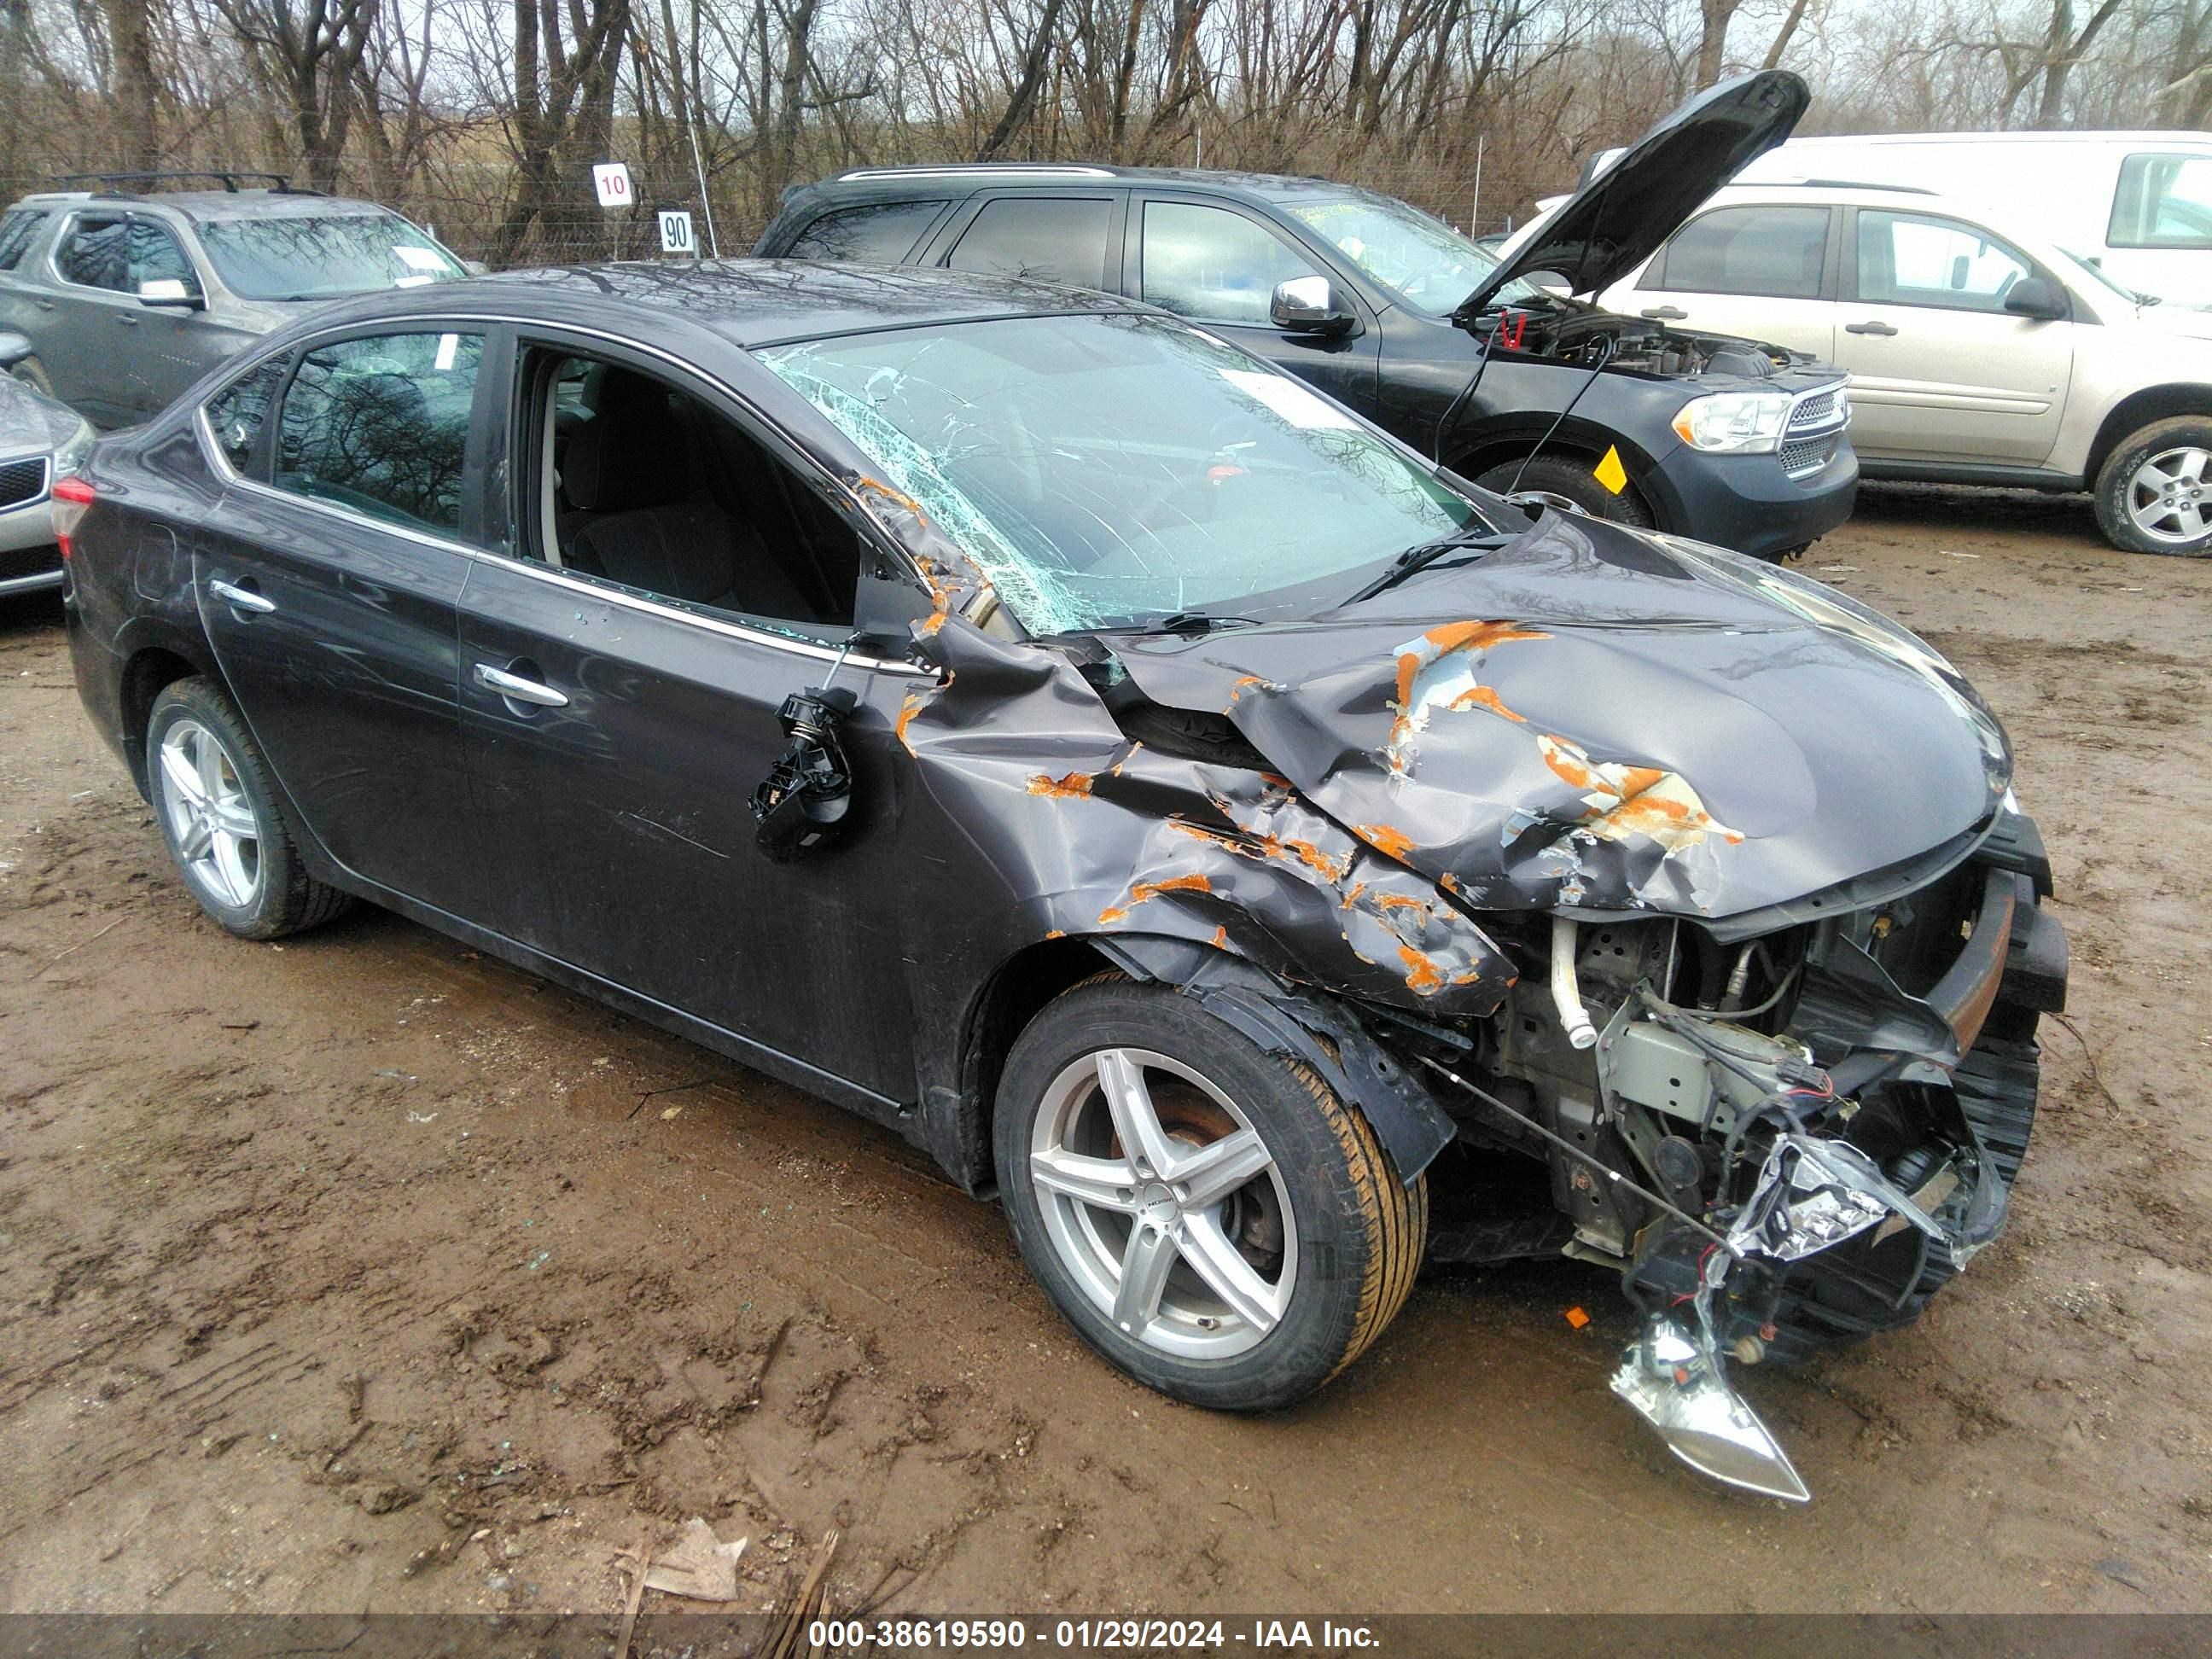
[63,265,2066,1501]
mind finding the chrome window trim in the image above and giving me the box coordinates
[191,329,936,681]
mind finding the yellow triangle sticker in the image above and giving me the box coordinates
[1592,446,1628,495]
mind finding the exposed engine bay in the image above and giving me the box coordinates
[1471,297,1800,381]
[1400,815,2064,1499]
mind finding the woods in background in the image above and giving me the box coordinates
[1,0,2206,265]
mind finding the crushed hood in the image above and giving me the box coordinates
[1459,70,1810,316]
[1106,513,2010,921]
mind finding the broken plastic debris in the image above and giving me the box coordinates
[642,1517,748,1601]
[1564,1306,1591,1330]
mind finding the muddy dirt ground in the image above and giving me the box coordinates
[2,485,2209,1619]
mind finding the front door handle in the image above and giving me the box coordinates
[116,313,139,327]
[474,661,568,708]
[1845,320,1900,336]
[1642,305,1688,320]
[207,577,276,614]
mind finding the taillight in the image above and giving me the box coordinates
[50,474,96,560]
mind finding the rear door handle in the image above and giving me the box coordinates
[1845,320,1899,336]
[1642,306,1687,320]
[207,578,276,614]
[474,662,568,707]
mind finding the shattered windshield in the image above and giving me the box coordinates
[197,212,464,300]
[758,313,1486,632]
[1284,195,1538,314]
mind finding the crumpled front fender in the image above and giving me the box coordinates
[895,614,1519,1021]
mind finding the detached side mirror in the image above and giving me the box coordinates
[2003,276,2068,322]
[137,278,205,311]
[1271,276,1357,337]
[0,329,32,370]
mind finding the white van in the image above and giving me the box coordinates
[1730,132,2212,306]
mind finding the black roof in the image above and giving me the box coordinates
[279,259,1147,350]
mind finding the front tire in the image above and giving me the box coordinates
[146,677,352,939]
[994,976,1426,1411]
[1476,454,1655,529]
[11,354,56,396]
[2094,416,2212,556]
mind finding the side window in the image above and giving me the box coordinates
[1854,211,2034,312]
[128,219,200,295]
[2110,153,2212,250]
[1648,205,1829,298]
[786,200,947,262]
[205,358,287,477]
[55,213,131,291]
[528,349,857,632]
[945,198,1111,288]
[275,331,483,536]
[0,208,47,271]
[1139,201,1320,326]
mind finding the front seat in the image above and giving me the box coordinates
[562,372,812,620]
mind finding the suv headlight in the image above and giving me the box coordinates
[1672,391,1793,453]
[51,418,95,479]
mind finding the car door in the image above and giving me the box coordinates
[1127,195,1382,416]
[191,324,497,920]
[121,215,220,416]
[1835,207,2075,465]
[1606,203,1838,362]
[44,210,140,425]
[455,335,923,1107]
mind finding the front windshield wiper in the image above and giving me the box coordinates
[1151,611,1258,635]
[1340,529,1514,608]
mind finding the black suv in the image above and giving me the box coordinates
[758,73,1856,562]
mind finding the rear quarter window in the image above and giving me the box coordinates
[0,208,48,271]
[783,200,949,262]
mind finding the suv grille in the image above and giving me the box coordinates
[0,455,49,510]
[1780,434,1841,478]
[1789,390,1839,429]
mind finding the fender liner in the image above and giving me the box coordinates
[1093,934,1458,1185]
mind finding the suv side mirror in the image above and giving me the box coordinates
[1271,276,1357,336]
[2003,276,2067,322]
[138,278,205,311]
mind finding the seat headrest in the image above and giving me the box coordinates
[565,370,689,513]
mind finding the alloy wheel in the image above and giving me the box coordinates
[2125,445,2212,544]
[158,718,265,909]
[1027,1046,1296,1359]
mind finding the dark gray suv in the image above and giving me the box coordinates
[757,73,1858,562]
[0,172,467,428]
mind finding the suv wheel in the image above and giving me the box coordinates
[994,975,1427,1412]
[12,354,55,396]
[2095,416,2212,556]
[1476,454,1654,531]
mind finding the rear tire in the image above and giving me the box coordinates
[994,975,1426,1411]
[2094,416,2212,556]
[146,677,352,940]
[1476,454,1655,529]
